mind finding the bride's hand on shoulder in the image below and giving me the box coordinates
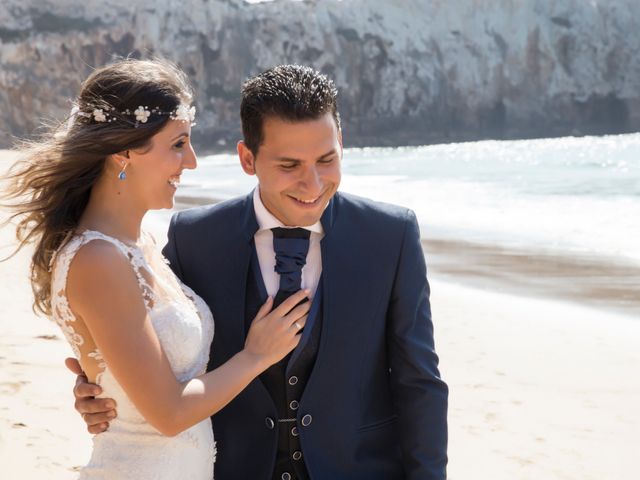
[244,290,311,371]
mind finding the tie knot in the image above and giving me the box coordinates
[271,227,311,306]
[271,227,311,240]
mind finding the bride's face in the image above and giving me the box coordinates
[125,120,197,210]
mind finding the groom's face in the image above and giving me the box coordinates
[238,112,342,226]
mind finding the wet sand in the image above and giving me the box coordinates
[424,237,640,317]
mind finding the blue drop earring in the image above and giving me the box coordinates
[118,163,128,181]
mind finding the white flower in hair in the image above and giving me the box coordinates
[66,105,80,131]
[134,106,151,123]
[171,104,196,123]
[92,108,107,122]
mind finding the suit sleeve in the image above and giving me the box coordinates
[388,209,448,479]
[161,212,185,282]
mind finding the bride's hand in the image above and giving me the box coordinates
[244,290,311,370]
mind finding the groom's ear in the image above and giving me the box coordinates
[237,141,256,176]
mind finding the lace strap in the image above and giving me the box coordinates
[50,232,133,383]
[51,232,124,309]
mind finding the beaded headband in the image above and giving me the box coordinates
[68,103,196,128]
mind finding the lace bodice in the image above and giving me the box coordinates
[50,230,216,479]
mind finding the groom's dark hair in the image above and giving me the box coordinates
[240,64,341,155]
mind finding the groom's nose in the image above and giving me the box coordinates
[298,165,322,194]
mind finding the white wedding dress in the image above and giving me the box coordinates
[50,230,216,479]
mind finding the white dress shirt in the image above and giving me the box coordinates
[252,187,323,297]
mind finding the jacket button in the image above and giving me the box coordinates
[301,414,312,427]
[291,426,299,437]
[265,417,275,429]
[292,451,303,461]
[288,376,299,385]
[289,400,299,410]
[281,473,291,480]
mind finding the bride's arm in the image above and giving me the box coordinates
[67,240,309,437]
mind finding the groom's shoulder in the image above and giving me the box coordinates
[171,194,249,229]
[335,191,413,226]
[334,192,420,256]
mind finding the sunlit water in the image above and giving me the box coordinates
[169,132,640,266]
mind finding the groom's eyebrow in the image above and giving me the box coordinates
[276,148,338,163]
[317,148,338,160]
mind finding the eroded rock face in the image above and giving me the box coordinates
[1,0,639,148]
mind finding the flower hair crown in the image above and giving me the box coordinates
[69,103,196,128]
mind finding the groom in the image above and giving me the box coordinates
[71,65,448,479]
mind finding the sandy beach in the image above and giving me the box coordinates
[1,150,639,479]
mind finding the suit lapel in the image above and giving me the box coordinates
[316,194,347,365]
[213,192,259,355]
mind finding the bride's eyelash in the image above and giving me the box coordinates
[174,140,185,149]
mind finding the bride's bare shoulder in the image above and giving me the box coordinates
[66,239,143,317]
[68,238,128,275]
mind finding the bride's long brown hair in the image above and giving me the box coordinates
[1,58,193,316]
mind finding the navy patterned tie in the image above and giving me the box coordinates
[271,227,311,308]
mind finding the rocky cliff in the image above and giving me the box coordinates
[1,0,639,149]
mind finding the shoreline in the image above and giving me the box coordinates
[173,194,640,319]
[423,237,640,318]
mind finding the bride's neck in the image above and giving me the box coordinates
[78,174,146,244]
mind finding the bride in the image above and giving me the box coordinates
[3,59,309,479]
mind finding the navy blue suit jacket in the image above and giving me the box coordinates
[162,191,448,479]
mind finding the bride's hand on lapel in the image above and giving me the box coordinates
[244,289,311,371]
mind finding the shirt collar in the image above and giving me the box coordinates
[253,187,324,234]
